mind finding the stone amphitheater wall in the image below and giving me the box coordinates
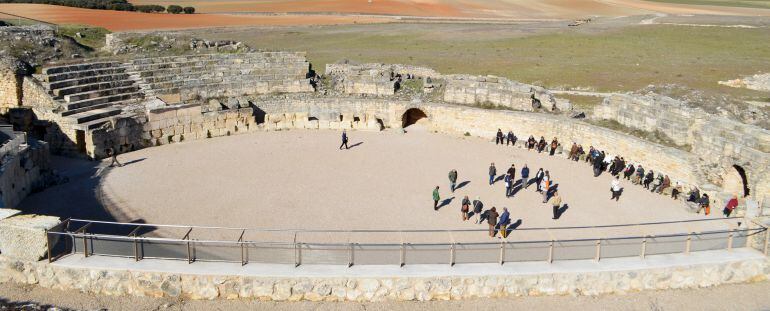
[594,93,770,203]
[442,75,563,112]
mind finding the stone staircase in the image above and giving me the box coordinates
[40,61,144,130]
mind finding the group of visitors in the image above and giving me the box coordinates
[433,160,566,239]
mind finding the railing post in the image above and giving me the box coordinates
[499,240,505,265]
[128,226,142,262]
[450,243,455,266]
[45,229,52,263]
[641,237,647,259]
[685,232,692,255]
[727,229,734,252]
[238,230,246,266]
[295,243,302,267]
[187,240,192,264]
[595,239,601,262]
[83,233,89,258]
[548,240,554,263]
[400,243,405,267]
[348,243,354,268]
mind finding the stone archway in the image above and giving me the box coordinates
[402,108,428,128]
[723,165,750,197]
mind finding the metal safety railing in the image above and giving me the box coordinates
[44,218,768,267]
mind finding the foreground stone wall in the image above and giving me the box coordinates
[0,58,27,113]
[0,254,767,301]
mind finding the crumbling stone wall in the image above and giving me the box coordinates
[131,52,313,101]
[594,93,770,204]
[0,130,51,209]
[0,58,27,113]
[443,75,564,112]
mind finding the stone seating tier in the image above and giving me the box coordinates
[42,61,122,75]
[47,73,132,91]
[144,78,311,96]
[130,58,307,73]
[64,92,143,111]
[61,106,124,125]
[45,67,128,83]
[53,80,136,98]
[63,85,140,103]
[130,52,307,66]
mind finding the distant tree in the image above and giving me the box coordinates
[167,4,183,14]
[134,4,165,13]
[183,6,195,14]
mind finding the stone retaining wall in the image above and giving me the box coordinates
[0,254,767,301]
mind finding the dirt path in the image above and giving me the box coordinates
[2,280,769,310]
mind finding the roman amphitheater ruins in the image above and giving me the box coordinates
[0,22,768,304]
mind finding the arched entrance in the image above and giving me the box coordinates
[402,108,428,128]
[723,165,750,197]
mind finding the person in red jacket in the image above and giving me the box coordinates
[723,194,739,217]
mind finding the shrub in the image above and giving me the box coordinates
[167,5,183,14]
[183,6,195,14]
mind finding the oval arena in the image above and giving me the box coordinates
[0,50,768,301]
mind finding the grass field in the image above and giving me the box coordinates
[646,0,770,9]
[211,23,770,99]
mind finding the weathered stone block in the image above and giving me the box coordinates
[0,214,60,260]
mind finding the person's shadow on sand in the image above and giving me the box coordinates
[554,204,569,219]
[437,197,455,210]
[348,142,364,149]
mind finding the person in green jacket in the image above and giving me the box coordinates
[433,186,441,211]
[448,169,458,192]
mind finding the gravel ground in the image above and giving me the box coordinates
[2,280,770,310]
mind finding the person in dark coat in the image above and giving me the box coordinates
[487,207,499,237]
[497,207,511,238]
[534,168,545,192]
[461,195,471,221]
[697,193,711,215]
[339,130,349,150]
[506,131,516,146]
[496,129,504,145]
[521,164,530,189]
[624,164,635,180]
[488,163,497,185]
[643,171,655,189]
[107,147,122,167]
[448,169,458,193]
[472,196,484,224]
[549,138,558,156]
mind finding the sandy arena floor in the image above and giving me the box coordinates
[52,128,728,244]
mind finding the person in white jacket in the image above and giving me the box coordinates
[610,176,623,201]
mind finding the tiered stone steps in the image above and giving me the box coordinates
[127,53,309,96]
[40,61,144,130]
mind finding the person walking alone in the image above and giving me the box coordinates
[339,129,349,150]
[610,176,622,201]
[504,174,512,198]
[432,186,440,211]
[549,191,562,219]
[489,163,497,185]
[496,129,504,145]
[448,169,458,193]
[107,147,122,168]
